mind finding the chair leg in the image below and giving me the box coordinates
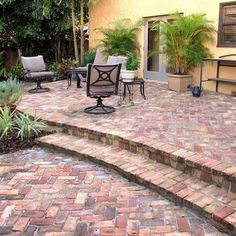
[28,80,50,93]
[84,97,115,114]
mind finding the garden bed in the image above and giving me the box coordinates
[0,129,51,155]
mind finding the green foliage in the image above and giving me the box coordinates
[0,106,14,138]
[7,61,24,79]
[125,52,140,71]
[154,13,215,74]
[97,18,142,56]
[15,113,47,140]
[81,49,96,66]
[0,78,23,106]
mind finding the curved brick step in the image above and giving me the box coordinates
[37,133,236,235]
[55,124,236,194]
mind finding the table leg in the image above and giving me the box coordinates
[140,82,146,100]
[77,74,82,88]
[67,73,71,89]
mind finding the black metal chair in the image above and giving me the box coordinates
[84,64,121,114]
[21,55,55,93]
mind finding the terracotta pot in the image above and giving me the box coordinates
[167,73,192,92]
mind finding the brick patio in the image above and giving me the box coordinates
[19,80,236,165]
[0,148,227,235]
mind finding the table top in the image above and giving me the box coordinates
[203,58,236,62]
[122,78,145,84]
[66,67,87,73]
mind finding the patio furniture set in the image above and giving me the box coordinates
[20,50,146,114]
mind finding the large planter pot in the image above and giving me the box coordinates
[121,70,136,82]
[167,73,192,92]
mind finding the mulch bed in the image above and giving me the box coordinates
[0,130,51,155]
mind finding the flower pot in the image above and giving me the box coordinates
[121,70,136,82]
[167,73,192,92]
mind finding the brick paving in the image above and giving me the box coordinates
[18,80,236,165]
[0,148,227,235]
[37,132,236,234]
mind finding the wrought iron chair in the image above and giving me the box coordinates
[84,63,122,114]
[21,55,55,93]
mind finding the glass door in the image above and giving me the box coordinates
[144,17,167,80]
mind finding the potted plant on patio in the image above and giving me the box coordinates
[121,52,140,82]
[156,13,215,92]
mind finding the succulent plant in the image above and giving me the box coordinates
[0,78,23,106]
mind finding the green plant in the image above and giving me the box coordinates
[125,52,140,71]
[97,18,142,56]
[0,106,14,138]
[154,13,215,75]
[15,113,47,140]
[7,61,24,79]
[81,49,96,66]
[0,78,23,106]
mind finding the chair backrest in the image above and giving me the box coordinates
[21,55,46,72]
[93,48,107,64]
[107,56,127,69]
[87,64,121,97]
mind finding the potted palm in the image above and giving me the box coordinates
[157,13,215,92]
[121,52,140,82]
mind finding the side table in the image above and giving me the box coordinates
[66,67,87,89]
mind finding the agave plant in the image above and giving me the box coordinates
[97,18,142,56]
[0,78,23,106]
[154,13,215,75]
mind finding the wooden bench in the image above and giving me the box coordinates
[200,54,236,92]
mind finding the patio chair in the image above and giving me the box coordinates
[84,63,122,114]
[21,55,55,93]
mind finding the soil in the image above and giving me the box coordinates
[0,129,51,155]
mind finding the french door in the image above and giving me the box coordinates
[143,16,169,81]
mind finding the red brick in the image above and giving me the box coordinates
[30,218,54,226]
[177,217,190,232]
[13,217,29,231]
[213,207,235,222]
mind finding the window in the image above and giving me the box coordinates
[218,1,236,47]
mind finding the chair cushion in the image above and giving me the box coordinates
[21,55,46,72]
[107,56,127,70]
[25,71,54,78]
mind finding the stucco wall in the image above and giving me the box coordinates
[89,0,236,94]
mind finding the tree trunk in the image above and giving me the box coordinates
[71,0,79,62]
[80,0,85,65]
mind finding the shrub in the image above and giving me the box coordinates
[125,52,140,71]
[15,113,47,140]
[97,18,142,56]
[7,61,24,79]
[0,106,14,138]
[81,49,96,66]
[0,78,23,106]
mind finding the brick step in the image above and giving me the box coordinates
[37,133,236,235]
[58,124,236,194]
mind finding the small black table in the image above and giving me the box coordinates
[66,67,87,89]
[122,79,146,104]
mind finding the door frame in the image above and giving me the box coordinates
[143,15,171,81]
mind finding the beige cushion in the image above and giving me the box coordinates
[21,55,46,72]
[94,48,107,64]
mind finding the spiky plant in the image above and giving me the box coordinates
[97,18,142,56]
[0,78,23,106]
[15,113,47,140]
[154,13,215,75]
[0,106,14,138]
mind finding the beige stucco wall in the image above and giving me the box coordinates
[89,0,236,94]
